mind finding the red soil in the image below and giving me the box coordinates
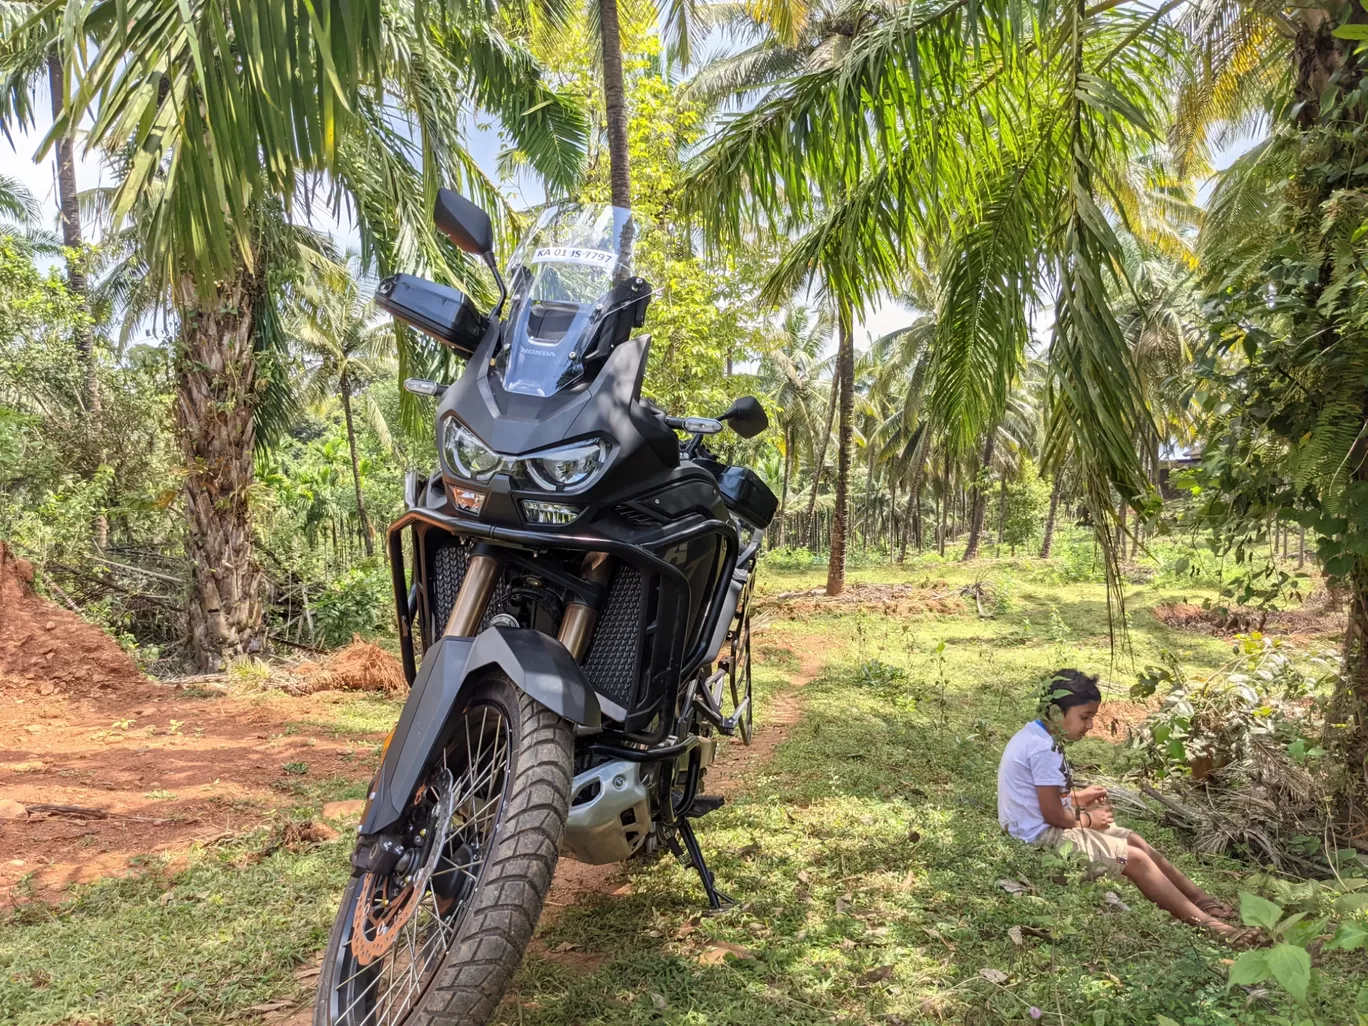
[0,542,146,698]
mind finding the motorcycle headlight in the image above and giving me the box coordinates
[524,439,609,491]
[444,421,506,481]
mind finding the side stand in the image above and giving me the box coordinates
[667,816,735,913]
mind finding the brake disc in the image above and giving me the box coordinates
[349,768,456,965]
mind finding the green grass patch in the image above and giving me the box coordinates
[0,833,347,1025]
[2,569,1359,1025]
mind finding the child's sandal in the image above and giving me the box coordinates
[1195,897,1236,920]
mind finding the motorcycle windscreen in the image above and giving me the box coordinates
[495,203,645,397]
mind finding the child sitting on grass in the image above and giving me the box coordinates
[997,669,1258,947]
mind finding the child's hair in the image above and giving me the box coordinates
[1037,669,1101,797]
[1038,668,1102,718]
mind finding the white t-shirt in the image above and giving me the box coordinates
[998,720,1070,843]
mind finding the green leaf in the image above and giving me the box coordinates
[1240,891,1283,930]
[1276,911,1309,937]
[1326,922,1368,951]
[1334,893,1368,913]
[1227,949,1270,987]
[1266,943,1311,1004]
[1155,1018,1180,1026]
[1332,24,1368,39]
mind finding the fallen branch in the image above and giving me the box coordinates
[36,571,83,615]
[86,555,184,586]
[267,633,327,655]
[47,561,180,610]
[25,804,109,820]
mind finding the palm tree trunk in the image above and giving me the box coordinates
[1040,472,1062,558]
[774,424,793,549]
[899,475,917,561]
[861,440,876,553]
[937,456,948,556]
[826,308,855,596]
[175,272,263,671]
[48,50,106,549]
[804,377,838,548]
[598,0,631,210]
[960,432,997,561]
[995,474,1007,557]
[339,371,375,557]
[888,479,898,559]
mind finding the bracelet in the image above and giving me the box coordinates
[1081,810,1092,827]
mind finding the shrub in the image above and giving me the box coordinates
[311,557,394,647]
[762,545,820,570]
[1129,634,1348,872]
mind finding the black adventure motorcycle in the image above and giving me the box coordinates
[313,191,777,1026]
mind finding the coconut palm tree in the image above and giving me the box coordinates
[546,0,811,210]
[292,256,398,557]
[757,304,831,547]
[684,0,901,114]
[1,5,109,545]
[0,5,94,373]
[0,173,52,251]
[683,0,1188,604]
[40,0,586,669]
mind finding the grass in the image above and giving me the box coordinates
[1,557,1362,1025]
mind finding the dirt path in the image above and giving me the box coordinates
[0,682,382,897]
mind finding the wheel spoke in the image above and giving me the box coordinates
[327,703,512,1026]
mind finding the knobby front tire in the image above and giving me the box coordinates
[314,674,573,1026]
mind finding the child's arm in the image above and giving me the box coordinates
[1035,786,1115,830]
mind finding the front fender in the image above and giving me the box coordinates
[358,626,600,835]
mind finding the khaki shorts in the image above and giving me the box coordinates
[1035,824,1132,877]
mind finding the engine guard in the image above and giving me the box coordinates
[357,626,602,836]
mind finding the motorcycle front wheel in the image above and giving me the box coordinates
[314,673,573,1026]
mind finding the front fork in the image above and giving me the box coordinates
[441,550,612,655]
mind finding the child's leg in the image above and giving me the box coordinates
[1126,833,1226,909]
[1119,846,1209,925]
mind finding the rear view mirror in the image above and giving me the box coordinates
[721,395,768,439]
[434,189,494,256]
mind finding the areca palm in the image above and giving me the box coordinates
[292,256,398,558]
[683,0,1186,605]
[36,0,586,669]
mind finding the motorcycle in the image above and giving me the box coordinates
[313,191,777,1026]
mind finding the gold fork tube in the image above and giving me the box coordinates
[557,552,612,661]
[443,554,501,637]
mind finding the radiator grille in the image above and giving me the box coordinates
[582,565,644,708]
[430,542,508,636]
